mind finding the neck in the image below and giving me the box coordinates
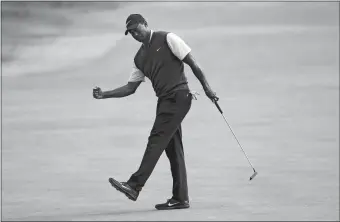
[142,30,151,46]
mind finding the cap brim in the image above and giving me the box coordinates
[124,23,139,35]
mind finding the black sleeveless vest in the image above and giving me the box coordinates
[134,31,189,98]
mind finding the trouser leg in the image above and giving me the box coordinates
[127,90,192,190]
[165,125,189,201]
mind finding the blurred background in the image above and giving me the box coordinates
[1,1,339,221]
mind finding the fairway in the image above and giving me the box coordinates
[1,2,339,221]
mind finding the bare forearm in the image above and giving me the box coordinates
[102,84,134,98]
[182,53,218,101]
[191,66,212,91]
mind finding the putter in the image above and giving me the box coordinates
[213,99,258,181]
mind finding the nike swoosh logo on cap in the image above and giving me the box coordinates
[126,20,132,26]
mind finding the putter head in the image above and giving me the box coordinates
[249,171,258,181]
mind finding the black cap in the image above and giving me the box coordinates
[124,14,146,35]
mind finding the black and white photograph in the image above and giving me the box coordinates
[1,1,339,221]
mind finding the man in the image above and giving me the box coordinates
[93,14,218,210]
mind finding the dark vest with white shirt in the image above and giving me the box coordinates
[134,31,189,98]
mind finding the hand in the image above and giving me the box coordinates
[93,86,104,99]
[204,88,219,102]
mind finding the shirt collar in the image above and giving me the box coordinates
[143,30,153,47]
[149,30,153,43]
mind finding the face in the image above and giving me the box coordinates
[128,23,149,43]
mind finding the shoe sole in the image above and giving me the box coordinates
[155,204,190,210]
[108,178,138,201]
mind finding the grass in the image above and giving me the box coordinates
[1,2,339,221]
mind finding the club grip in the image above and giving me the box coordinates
[214,100,223,114]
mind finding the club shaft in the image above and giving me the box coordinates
[220,113,255,170]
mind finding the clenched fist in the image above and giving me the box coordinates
[93,86,104,99]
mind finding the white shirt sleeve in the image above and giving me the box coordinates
[166,33,192,60]
[128,62,145,82]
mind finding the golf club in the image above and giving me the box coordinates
[213,99,258,181]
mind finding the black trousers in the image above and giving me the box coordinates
[127,89,192,201]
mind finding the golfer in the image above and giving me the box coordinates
[93,14,218,210]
